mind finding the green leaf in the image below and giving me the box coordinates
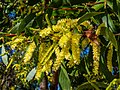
[9,23,20,34]
[78,12,104,24]
[18,13,35,35]
[77,82,94,90]
[35,13,44,29]
[66,0,71,5]
[76,81,107,90]
[100,56,114,82]
[1,44,8,66]
[59,65,71,90]
[107,14,116,32]
[106,28,118,50]
[26,67,36,82]
[102,16,118,50]
[92,1,104,11]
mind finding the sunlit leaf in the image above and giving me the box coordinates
[1,44,8,66]
[26,67,36,82]
[92,0,104,11]
[9,23,20,34]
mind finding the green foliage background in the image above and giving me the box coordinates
[0,0,120,90]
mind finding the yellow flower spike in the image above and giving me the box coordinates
[107,43,113,72]
[42,59,53,72]
[67,56,75,68]
[71,33,81,65]
[23,42,36,63]
[52,25,62,32]
[36,43,54,79]
[76,25,82,32]
[42,44,58,65]
[81,38,90,49]
[11,36,26,49]
[65,47,71,60]
[35,64,42,80]
[39,27,53,38]
[35,59,53,79]
[92,42,100,75]
[38,43,46,61]
[58,32,72,48]
[40,43,56,64]
[80,21,93,29]
[53,48,66,71]
[96,23,105,36]
[55,46,60,58]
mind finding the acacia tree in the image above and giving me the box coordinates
[0,0,120,90]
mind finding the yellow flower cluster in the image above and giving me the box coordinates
[36,18,94,76]
[35,43,46,79]
[58,32,72,48]
[53,48,66,71]
[81,38,89,49]
[96,23,105,36]
[65,48,71,60]
[39,27,53,38]
[39,18,81,38]
[38,43,46,60]
[42,59,53,72]
[52,25,63,32]
[92,42,100,75]
[81,21,93,30]
[107,43,113,72]
[57,18,78,29]
[35,64,43,80]
[23,42,36,63]
[67,56,75,68]
[35,43,57,79]
[10,36,26,49]
[55,46,60,57]
[71,33,81,65]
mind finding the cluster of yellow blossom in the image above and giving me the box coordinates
[35,18,95,79]
[35,43,57,79]
[58,32,72,48]
[57,18,78,29]
[92,42,100,75]
[23,42,36,63]
[39,27,53,38]
[10,36,26,49]
[107,43,113,72]
[81,38,90,49]
[52,48,66,71]
[35,65,43,80]
[81,21,93,30]
[39,18,80,38]
[71,34,81,65]
[96,23,105,36]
